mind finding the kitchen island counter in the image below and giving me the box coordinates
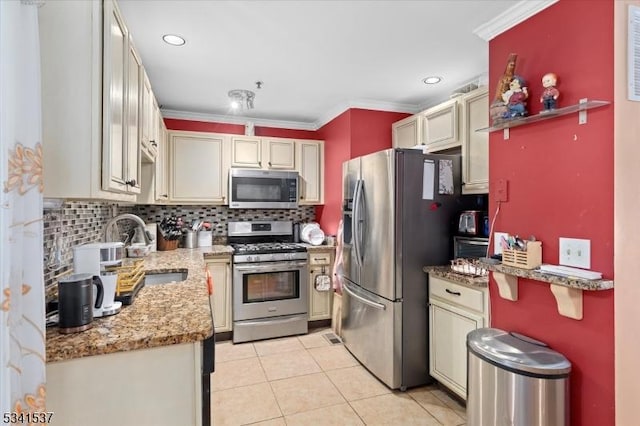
[46,247,231,363]
[423,265,489,288]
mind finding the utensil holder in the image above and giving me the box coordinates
[502,241,542,269]
[183,231,198,249]
[157,234,179,251]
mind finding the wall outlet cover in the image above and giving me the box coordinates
[559,237,591,269]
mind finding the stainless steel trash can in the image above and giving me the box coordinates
[467,328,571,426]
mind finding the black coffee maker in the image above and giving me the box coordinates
[58,273,104,334]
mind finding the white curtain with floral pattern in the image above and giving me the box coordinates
[1,0,47,417]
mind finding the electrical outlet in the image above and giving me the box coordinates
[559,237,591,269]
[492,179,508,202]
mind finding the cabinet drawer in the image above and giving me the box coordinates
[429,276,484,313]
[309,252,331,266]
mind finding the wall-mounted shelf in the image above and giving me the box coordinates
[477,99,610,136]
[481,261,613,320]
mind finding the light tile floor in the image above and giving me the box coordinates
[212,328,467,426]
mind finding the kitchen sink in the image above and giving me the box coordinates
[144,269,188,285]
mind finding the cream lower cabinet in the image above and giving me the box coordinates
[47,342,203,426]
[428,275,488,400]
[169,131,231,204]
[296,140,324,205]
[461,88,489,194]
[308,249,334,321]
[206,256,232,333]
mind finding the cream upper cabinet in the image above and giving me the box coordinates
[296,140,324,205]
[392,114,423,149]
[40,0,141,201]
[423,99,461,152]
[461,88,489,194]
[308,249,334,321]
[169,131,231,204]
[140,71,158,163]
[231,136,295,170]
[231,136,262,168]
[155,120,169,201]
[137,116,168,204]
[207,256,232,333]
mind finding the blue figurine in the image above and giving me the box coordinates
[501,75,528,118]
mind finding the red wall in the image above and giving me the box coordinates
[164,118,319,140]
[489,1,614,425]
[317,109,410,234]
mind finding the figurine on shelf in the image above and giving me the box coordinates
[540,72,560,112]
[490,53,518,126]
[501,75,528,119]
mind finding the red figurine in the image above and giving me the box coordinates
[540,72,559,112]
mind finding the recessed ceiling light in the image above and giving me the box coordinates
[422,76,442,85]
[162,34,186,46]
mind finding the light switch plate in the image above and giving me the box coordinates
[559,237,591,269]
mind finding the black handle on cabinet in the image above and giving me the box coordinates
[161,194,168,198]
[445,289,461,296]
[125,179,137,186]
[268,161,272,167]
[300,196,304,200]
[259,161,262,167]
[151,140,157,147]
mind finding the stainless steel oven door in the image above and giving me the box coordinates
[233,260,309,321]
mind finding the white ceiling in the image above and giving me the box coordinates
[117,0,540,130]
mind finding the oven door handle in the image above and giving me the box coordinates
[237,315,306,327]
[233,262,308,272]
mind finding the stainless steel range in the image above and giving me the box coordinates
[229,221,309,343]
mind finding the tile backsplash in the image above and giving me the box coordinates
[43,202,316,300]
[131,205,316,238]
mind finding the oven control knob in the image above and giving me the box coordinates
[247,256,253,262]
[254,256,260,262]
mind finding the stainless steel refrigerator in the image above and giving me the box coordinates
[339,148,462,390]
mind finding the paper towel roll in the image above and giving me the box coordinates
[145,223,157,252]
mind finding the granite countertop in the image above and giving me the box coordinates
[46,247,230,363]
[482,262,614,291]
[423,265,489,288]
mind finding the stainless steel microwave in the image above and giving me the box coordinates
[229,169,299,209]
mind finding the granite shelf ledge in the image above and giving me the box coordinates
[481,261,614,320]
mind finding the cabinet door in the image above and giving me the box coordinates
[429,299,484,400]
[102,0,129,193]
[123,38,141,194]
[263,138,295,169]
[392,114,422,149]
[461,88,489,194]
[155,120,169,201]
[423,99,460,152]
[207,258,232,333]
[296,140,324,205]
[309,251,333,321]
[140,70,152,156]
[231,136,262,168]
[169,132,230,203]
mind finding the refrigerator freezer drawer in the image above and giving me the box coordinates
[341,281,402,389]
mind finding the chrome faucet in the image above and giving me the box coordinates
[103,213,153,245]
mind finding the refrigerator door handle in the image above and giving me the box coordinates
[343,282,386,310]
[352,179,363,267]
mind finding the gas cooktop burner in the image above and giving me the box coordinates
[231,242,307,255]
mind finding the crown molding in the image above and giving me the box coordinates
[473,0,559,41]
[314,99,419,130]
[163,98,420,132]
[161,109,318,131]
